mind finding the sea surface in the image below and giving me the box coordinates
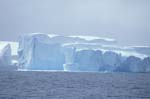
[0,71,150,99]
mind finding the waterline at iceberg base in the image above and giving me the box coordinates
[1,34,150,99]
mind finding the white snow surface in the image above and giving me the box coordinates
[46,34,117,44]
[68,35,116,42]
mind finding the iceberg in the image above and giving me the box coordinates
[17,33,150,72]
[0,41,18,59]
[18,33,117,70]
[0,44,11,66]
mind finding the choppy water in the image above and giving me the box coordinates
[0,71,150,99]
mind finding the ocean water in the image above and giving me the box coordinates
[0,71,150,99]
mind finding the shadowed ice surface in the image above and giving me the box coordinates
[0,71,150,99]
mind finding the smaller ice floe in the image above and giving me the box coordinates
[0,43,17,71]
[0,41,18,59]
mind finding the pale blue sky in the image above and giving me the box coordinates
[0,0,149,46]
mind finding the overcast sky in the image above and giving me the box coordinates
[0,0,149,46]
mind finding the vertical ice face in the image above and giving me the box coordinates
[63,49,105,72]
[73,50,104,71]
[18,33,65,70]
[102,51,122,71]
[63,47,79,71]
[116,56,143,72]
[31,40,65,70]
[141,57,150,72]
[63,47,76,64]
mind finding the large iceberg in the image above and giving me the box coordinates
[17,33,150,72]
[18,33,117,70]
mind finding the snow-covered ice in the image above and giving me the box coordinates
[0,33,148,72]
[46,34,117,44]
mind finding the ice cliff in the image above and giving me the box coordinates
[17,33,150,72]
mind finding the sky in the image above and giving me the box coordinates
[0,0,149,46]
